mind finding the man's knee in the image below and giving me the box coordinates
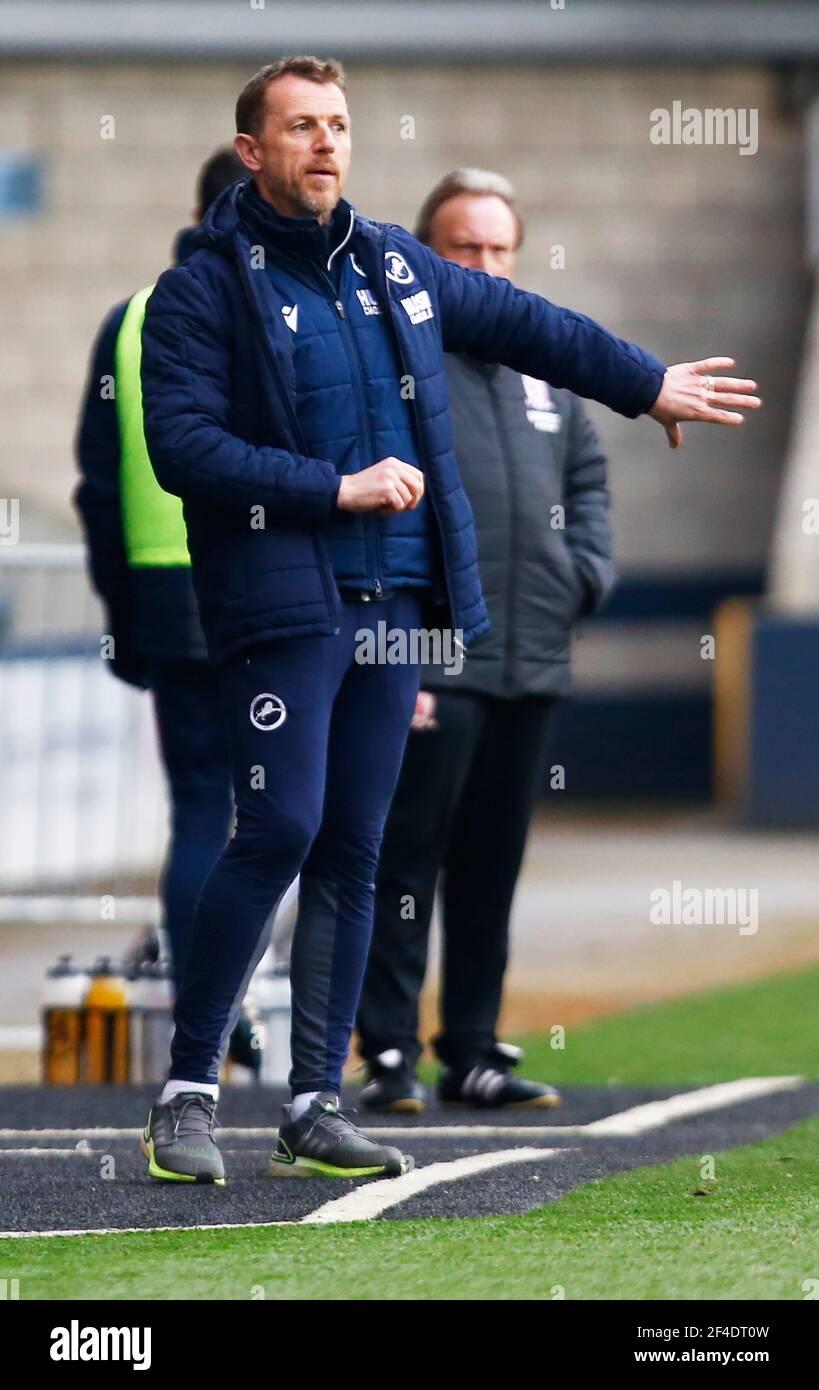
[234,799,321,877]
[303,817,383,886]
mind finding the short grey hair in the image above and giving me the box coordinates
[414,167,524,248]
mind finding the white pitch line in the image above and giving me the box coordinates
[0,1125,580,1141]
[0,1128,142,1141]
[0,1148,93,1158]
[0,1074,808,1239]
[0,1077,805,1145]
[300,1147,568,1225]
[0,1219,291,1240]
[0,1148,570,1239]
[583,1076,804,1137]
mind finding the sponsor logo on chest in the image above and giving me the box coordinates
[521,374,561,433]
[399,289,434,325]
[356,286,382,316]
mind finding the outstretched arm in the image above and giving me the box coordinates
[429,250,760,445]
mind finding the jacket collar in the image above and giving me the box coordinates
[173,225,201,264]
[194,175,387,263]
[237,180,355,270]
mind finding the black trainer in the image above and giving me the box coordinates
[141,1091,225,1184]
[228,1008,262,1075]
[269,1092,414,1179]
[438,1043,561,1109]
[358,1049,427,1113]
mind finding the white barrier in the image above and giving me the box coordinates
[0,545,167,891]
[0,543,294,1080]
[0,655,166,889]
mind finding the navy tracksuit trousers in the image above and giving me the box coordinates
[168,590,423,1095]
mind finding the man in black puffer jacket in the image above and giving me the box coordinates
[357,170,615,1112]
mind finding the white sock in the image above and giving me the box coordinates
[290,1090,331,1120]
[160,1079,219,1105]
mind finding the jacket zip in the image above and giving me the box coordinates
[233,241,342,631]
[321,207,381,590]
[313,258,383,593]
[382,251,456,627]
[488,378,517,692]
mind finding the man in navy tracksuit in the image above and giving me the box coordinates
[138,56,760,1184]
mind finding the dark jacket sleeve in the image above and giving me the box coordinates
[140,265,342,525]
[562,395,617,615]
[429,249,666,420]
[74,302,150,689]
[74,301,129,605]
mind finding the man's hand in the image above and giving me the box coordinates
[337,457,425,513]
[649,358,761,449]
[410,690,438,732]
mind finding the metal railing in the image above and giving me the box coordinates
[0,543,166,905]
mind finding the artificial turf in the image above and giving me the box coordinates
[4,963,816,1301]
[502,962,819,1088]
[4,1116,817,1300]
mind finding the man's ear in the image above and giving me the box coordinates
[234,133,262,174]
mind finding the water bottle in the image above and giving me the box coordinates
[248,970,292,1085]
[83,957,130,1084]
[42,955,89,1085]
[137,961,175,1085]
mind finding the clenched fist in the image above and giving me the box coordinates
[337,457,425,514]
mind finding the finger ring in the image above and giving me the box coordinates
[704,375,715,393]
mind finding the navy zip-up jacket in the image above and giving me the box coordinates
[140,178,665,666]
[239,184,438,596]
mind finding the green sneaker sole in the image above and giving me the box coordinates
[141,1135,226,1186]
[268,1152,413,1180]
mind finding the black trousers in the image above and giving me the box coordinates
[357,688,556,1071]
[151,661,234,994]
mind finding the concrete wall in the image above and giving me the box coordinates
[768,286,819,611]
[0,61,808,571]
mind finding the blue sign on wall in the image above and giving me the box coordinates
[0,152,45,220]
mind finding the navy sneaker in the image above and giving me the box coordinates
[358,1049,427,1113]
[438,1043,561,1109]
[269,1093,414,1179]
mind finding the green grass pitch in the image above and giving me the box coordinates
[3,962,817,1301]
